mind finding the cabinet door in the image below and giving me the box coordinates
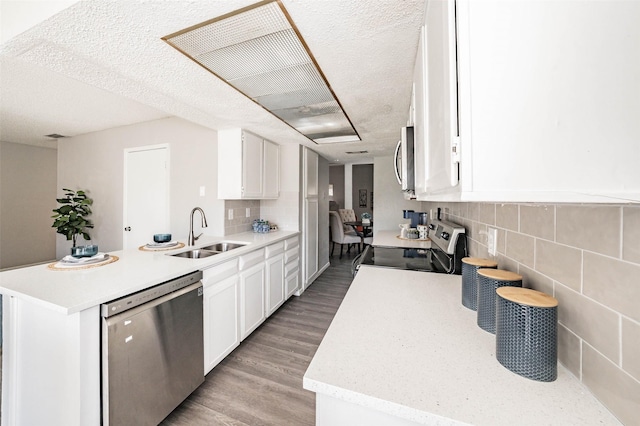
[266,253,284,316]
[263,140,280,198]
[242,131,263,198]
[203,274,240,374]
[304,148,318,197]
[239,262,266,340]
[304,198,319,285]
[285,266,299,299]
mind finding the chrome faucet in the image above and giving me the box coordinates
[188,207,208,246]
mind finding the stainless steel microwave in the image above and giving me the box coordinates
[393,126,415,193]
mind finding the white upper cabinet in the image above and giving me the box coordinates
[415,0,640,203]
[263,139,280,198]
[414,0,459,200]
[218,128,280,199]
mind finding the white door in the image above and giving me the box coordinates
[123,146,169,249]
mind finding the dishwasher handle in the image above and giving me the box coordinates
[101,271,203,317]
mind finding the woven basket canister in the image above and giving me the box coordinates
[477,269,522,334]
[495,287,558,382]
[461,257,498,310]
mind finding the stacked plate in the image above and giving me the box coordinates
[58,253,110,268]
[144,241,179,249]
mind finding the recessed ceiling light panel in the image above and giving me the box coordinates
[163,0,360,144]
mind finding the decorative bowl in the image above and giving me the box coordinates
[71,245,99,258]
[153,233,172,243]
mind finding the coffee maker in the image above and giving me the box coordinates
[402,210,428,228]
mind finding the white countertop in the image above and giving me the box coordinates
[0,231,298,315]
[372,230,431,249]
[303,266,620,425]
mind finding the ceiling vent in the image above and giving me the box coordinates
[345,150,368,154]
[162,0,360,144]
[44,134,68,139]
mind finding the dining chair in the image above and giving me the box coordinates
[338,209,357,232]
[329,211,362,258]
[339,208,372,238]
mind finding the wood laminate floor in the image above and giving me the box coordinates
[161,251,357,426]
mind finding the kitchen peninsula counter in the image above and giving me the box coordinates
[372,230,431,249]
[303,266,620,425]
[0,230,298,426]
[0,230,298,315]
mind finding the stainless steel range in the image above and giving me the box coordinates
[353,219,467,275]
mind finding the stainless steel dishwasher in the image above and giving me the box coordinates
[101,271,204,426]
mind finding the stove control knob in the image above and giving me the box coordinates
[441,232,450,240]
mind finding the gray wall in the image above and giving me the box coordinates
[373,156,426,232]
[56,117,223,257]
[0,141,57,269]
[329,164,345,210]
[352,164,373,219]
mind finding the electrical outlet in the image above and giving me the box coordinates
[246,207,251,217]
[488,227,498,256]
[199,186,205,197]
[228,209,233,220]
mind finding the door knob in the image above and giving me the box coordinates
[124,226,131,231]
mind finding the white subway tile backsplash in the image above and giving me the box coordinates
[583,343,640,426]
[556,205,621,258]
[555,283,620,362]
[622,206,640,263]
[583,251,640,323]
[496,203,519,231]
[535,239,582,291]
[621,318,640,381]
[505,231,535,267]
[520,204,555,241]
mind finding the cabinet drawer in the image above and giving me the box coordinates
[239,249,265,270]
[284,237,299,250]
[285,263,299,278]
[284,247,299,264]
[265,241,285,258]
[203,258,239,285]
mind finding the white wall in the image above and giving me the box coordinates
[0,141,57,268]
[56,117,222,257]
[373,155,426,231]
[261,144,300,231]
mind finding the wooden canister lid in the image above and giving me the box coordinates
[496,287,558,308]
[477,268,522,281]
[462,257,498,268]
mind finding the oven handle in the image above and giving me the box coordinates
[351,252,364,277]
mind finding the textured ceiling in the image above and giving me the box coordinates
[0,0,426,162]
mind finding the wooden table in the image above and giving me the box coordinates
[344,221,373,247]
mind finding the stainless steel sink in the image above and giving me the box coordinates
[171,249,218,259]
[200,242,247,252]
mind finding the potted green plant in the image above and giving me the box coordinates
[52,188,94,248]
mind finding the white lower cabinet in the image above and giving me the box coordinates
[203,259,240,374]
[239,261,266,341]
[284,236,300,298]
[285,267,299,299]
[202,237,299,374]
[266,253,285,316]
[265,241,285,317]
